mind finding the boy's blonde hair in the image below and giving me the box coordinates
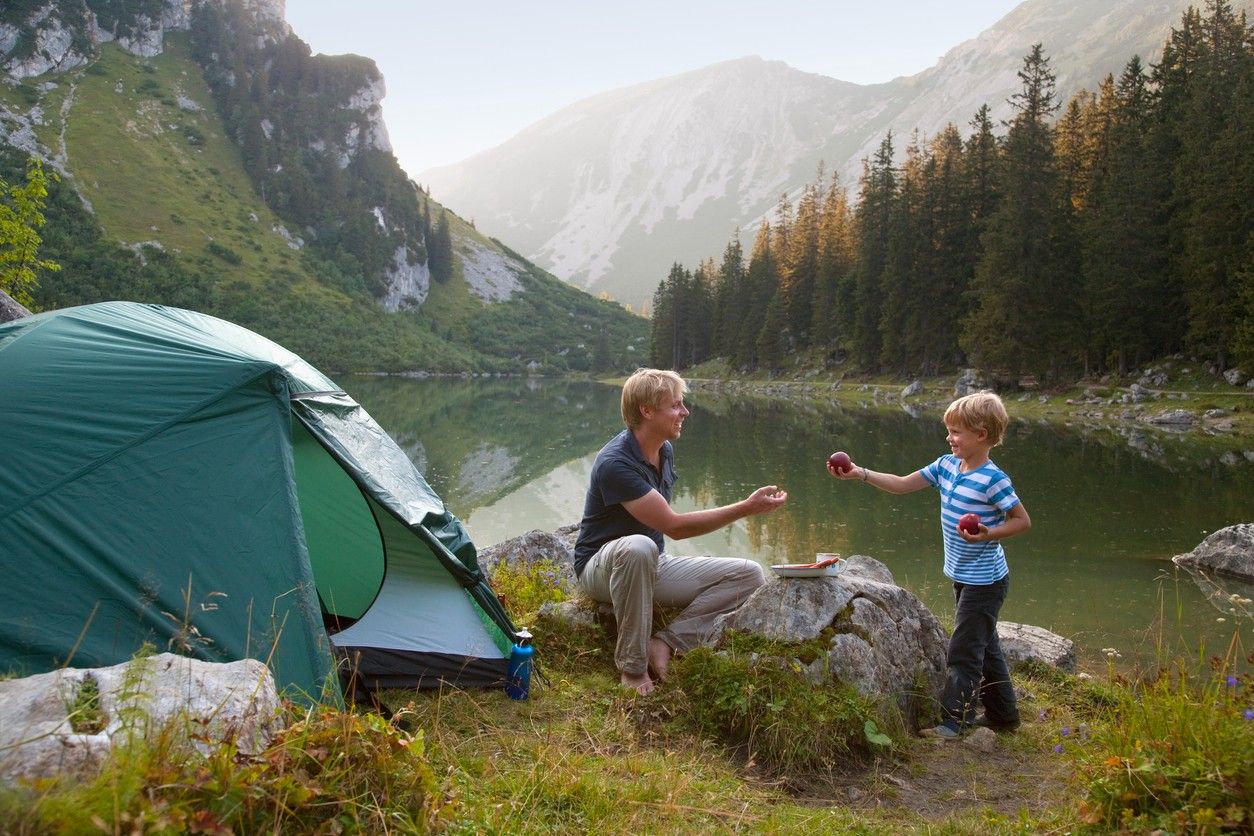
[621,368,687,428]
[944,391,1010,447]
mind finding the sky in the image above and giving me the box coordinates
[284,1,1024,179]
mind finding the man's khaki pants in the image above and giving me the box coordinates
[577,534,766,676]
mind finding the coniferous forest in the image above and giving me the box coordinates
[650,2,1254,383]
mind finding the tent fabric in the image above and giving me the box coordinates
[0,302,517,698]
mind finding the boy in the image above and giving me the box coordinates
[828,391,1031,738]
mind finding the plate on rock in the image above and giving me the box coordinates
[770,554,846,578]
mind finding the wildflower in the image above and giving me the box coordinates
[1227,676,1238,688]
[1061,726,1071,737]
[1053,744,1064,754]
[1244,708,1253,721]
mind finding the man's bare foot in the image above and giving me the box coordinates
[647,637,673,682]
[620,670,654,695]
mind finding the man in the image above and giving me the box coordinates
[573,369,788,695]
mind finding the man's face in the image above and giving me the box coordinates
[643,390,689,440]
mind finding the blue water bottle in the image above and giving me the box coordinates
[505,629,534,700]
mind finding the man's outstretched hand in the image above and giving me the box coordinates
[746,485,788,515]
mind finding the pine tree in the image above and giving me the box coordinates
[711,236,745,360]
[1082,55,1173,375]
[963,44,1079,380]
[811,175,855,354]
[736,221,778,370]
[852,134,897,369]
[785,180,822,346]
[1171,0,1252,368]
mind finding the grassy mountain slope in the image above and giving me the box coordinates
[1,31,646,373]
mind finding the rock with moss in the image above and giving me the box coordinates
[478,529,577,592]
[707,556,947,711]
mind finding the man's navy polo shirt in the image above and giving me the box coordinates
[573,429,676,576]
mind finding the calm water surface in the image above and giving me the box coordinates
[344,377,1254,671]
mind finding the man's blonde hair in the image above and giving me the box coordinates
[621,368,687,428]
[944,391,1010,447]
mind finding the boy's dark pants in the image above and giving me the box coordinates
[941,576,1019,729]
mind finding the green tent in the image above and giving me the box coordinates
[0,302,519,698]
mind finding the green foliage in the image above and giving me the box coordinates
[488,558,568,620]
[1069,651,1254,832]
[65,673,106,735]
[0,703,451,833]
[659,645,892,776]
[0,156,59,307]
[205,239,242,265]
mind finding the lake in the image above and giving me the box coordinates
[342,376,1254,671]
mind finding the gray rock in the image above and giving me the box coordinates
[954,369,986,398]
[1223,368,1246,386]
[996,621,1076,673]
[0,289,31,323]
[901,380,922,398]
[1144,409,1195,426]
[964,726,998,751]
[1171,524,1254,583]
[709,556,947,712]
[0,654,281,785]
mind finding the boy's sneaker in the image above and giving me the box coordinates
[973,714,1020,732]
[920,724,962,740]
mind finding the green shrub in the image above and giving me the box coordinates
[1070,651,1254,832]
[488,558,567,619]
[659,644,895,777]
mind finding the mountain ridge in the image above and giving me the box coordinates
[421,0,1248,311]
[0,0,647,373]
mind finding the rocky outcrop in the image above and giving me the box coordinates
[478,529,577,593]
[1172,524,1254,583]
[708,556,948,713]
[1,0,284,79]
[0,654,282,785]
[996,621,1076,673]
[0,289,31,323]
[381,245,430,310]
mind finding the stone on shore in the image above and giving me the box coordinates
[1171,523,1254,583]
[997,621,1076,673]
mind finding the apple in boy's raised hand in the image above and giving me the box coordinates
[958,513,981,535]
[827,451,852,474]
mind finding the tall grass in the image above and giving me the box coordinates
[0,704,450,833]
[1064,575,1254,836]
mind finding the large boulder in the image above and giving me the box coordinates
[708,556,947,714]
[1172,524,1254,583]
[996,621,1076,673]
[0,653,281,785]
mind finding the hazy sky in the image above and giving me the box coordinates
[284,1,1024,178]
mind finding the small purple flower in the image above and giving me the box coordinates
[1060,726,1071,737]
[1227,675,1238,688]
[1038,709,1047,720]
[1053,743,1064,754]
[1245,708,1254,721]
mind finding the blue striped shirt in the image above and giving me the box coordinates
[919,454,1020,585]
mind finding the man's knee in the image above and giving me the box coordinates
[610,534,659,573]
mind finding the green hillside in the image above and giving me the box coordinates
[1,28,646,373]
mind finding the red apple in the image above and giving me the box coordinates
[828,451,852,474]
[958,513,981,535]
